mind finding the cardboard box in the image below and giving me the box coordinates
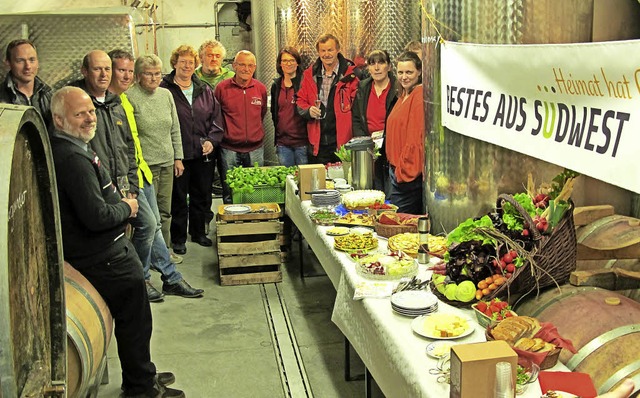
[298,164,326,201]
[450,340,517,398]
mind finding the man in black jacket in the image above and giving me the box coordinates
[0,39,53,132]
[50,86,184,398]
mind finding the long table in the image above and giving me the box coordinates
[285,176,565,398]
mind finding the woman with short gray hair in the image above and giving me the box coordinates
[126,54,184,256]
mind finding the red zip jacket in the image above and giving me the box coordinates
[214,77,268,153]
[296,55,359,156]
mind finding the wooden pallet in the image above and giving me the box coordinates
[217,216,283,286]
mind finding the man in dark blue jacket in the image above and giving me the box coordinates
[50,86,184,398]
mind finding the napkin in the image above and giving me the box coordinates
[513,322,577,367]
[536,322,577,354]
[538,371,597,397]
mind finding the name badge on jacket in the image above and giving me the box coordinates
[251,97,262,106]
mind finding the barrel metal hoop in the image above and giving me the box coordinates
[65,277,109,356]
[527,287,601,317]
[598,360,640,394]
[566,324,640,370]
[66,312,92,395]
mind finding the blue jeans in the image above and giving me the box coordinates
[388,165,424,215]
[220,146,265,203]
[276,145,308,167]
[131,181,182,284]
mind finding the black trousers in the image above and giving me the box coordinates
[70,239,156,395]
[171,157,214,244]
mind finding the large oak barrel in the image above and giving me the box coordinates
[64,262,113,398]
[0,105,65,397]
[515,286,640,394]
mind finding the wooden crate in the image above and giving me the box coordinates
[216,210,284,286]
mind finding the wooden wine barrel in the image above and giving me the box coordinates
[515,286,640,394]
[0,105,65,397]
[64,262,113,398]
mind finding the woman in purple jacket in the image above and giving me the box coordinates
[160,45,224,253]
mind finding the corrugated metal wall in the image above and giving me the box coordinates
[0,11,136,89]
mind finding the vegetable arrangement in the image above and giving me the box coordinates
[334,145,351,162]
[226,165,297,194]
[432,170,579,304]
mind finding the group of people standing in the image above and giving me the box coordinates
[0,34,425,398]
[272,35,425,214]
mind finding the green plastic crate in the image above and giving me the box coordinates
[231,184,285,204]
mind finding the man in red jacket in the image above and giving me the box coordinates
[296,34,359,164]
[214,50,267,203]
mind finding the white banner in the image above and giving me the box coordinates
[441,40,640,194]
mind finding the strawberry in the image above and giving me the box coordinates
[476,301,488,312]
[489,304,500,314]
[484,308,493,317]
[504,311,513,318]
[495,314,503,321]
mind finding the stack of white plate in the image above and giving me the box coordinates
[390,290,438,317]
[311,190,341,207]
[223,205,251,215]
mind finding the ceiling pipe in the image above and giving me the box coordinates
[213,0,243,41]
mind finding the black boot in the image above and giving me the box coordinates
[146,281,164,302]
[162,279,204,298]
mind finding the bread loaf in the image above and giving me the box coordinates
[490,315,547,350]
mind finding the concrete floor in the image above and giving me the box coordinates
[96,203,384,398]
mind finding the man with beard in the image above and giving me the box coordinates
[49,86,185,398]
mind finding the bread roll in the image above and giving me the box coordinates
[515,337,535,351]
[530,338,546,352]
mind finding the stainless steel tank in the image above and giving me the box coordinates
[421,0,639,233]
[275,0,420,68]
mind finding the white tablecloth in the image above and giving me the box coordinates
[284,176,565,398]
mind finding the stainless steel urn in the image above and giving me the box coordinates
[345,137,375,190]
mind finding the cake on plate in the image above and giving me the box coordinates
[342,190,386,210]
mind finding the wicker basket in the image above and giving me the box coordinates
[486,194,577,301]
[374,222,417,239]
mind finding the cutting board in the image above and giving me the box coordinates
[576,215,640,259]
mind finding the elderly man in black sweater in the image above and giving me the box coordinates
[49,86,184,398]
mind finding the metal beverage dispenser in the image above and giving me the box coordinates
[345,137,375,190]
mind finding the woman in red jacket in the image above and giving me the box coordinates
[385,51,425,214]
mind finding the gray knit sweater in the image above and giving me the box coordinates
[125,84,183,167]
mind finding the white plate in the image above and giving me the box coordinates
[223,205,251,214]
[350,226,375,234]
[391,290,438,310]
[426,341,454,359]
[411,313,474,340]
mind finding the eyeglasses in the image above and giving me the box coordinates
[234,63,256,69]
[281,59,296,65]
[141,72,162,78]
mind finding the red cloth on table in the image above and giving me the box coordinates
[538,371,597,397]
